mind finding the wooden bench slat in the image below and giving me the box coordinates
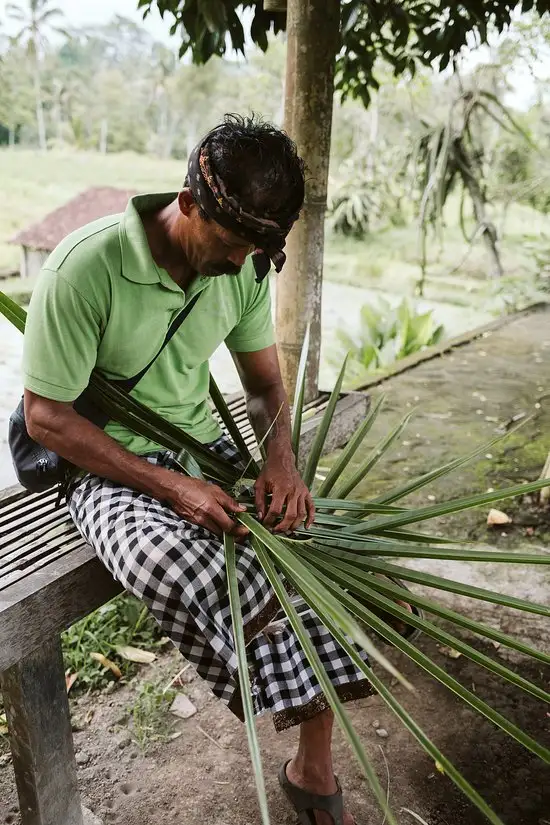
[0,539,85,592]
[0,489,59,527]
[0,531,83,586]
[0,505,70,550]
[0,515,76,561]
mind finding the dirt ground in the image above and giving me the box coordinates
[1,306,550,825]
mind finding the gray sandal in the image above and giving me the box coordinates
[278,760,349,825]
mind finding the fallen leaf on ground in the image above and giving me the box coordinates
[90,652,122,679]
[116,645,157,664]
[439,646,462,659]
[65,672,78,693]
[487,508,512,526]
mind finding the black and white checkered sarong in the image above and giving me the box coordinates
[68,436,374,730]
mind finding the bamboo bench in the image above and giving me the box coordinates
[0,390,368,825]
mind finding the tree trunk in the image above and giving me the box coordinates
[457,144,504,278]
[276,0,340,403]
[99,119,108,154]
[33,56,47,151]
[8,126,15,147]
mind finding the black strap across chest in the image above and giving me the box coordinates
[117,291,201,393]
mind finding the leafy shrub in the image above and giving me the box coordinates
[330,298,444,387]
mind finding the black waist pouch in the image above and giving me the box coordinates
[8,392,108,493]
[8,291,201,493]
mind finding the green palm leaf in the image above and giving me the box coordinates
[346,477,550,534]
[291,323,310,460]
[372,421,528,504]
[316,394,385,497]
[332,412,414,499]
[305,600,508,825]
[302,354,349,489]
[209,375,259,475]
[301,550,550,704]
[300,561,550,763]
[250,536,399,825]
[224,534,270,825]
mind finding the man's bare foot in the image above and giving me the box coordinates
[285,758,355,825]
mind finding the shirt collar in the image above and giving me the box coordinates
[119,192,178,286]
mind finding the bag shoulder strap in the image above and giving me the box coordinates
[117,291,201,393]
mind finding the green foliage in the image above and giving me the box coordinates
[2,290,550,824]
[62,594,165,691]
[128,680,177,750]
[330,298,444,387]
[138,1,550,108]
[328,156,407,239]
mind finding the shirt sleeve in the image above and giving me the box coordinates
[224,276,275,353]
[23,268,102,402]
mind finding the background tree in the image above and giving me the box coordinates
[6,0,67,150]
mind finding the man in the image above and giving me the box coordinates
[23,115,373,825]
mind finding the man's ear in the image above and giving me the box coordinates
[178,188,195,216]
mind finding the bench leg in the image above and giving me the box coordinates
[0,635,84,825]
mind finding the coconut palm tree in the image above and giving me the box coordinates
[6,0,66,150]
[1,291,549,825]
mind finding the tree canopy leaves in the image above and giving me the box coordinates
[138,1,550,106]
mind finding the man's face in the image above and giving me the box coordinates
[178,191,255,277]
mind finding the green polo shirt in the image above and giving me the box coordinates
[23,193,275,454]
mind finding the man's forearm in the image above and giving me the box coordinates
[245,382,294,460]
[26,397,174,501]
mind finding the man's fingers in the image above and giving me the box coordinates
[305,493,315,528]
[254,479,267,521]
[208,502,247,537]
[263,492,286,528]
[289,496,308,532]
[216,488,246,515]
[275,494,299,533]
[194,512,223,537]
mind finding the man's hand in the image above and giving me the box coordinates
[255,449,315,533]
[163,474,249,539]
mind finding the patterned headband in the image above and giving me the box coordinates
[187,132,300,283]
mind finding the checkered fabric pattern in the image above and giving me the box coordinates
[68,436,373,730]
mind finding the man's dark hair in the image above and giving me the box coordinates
[194,113,305,224]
